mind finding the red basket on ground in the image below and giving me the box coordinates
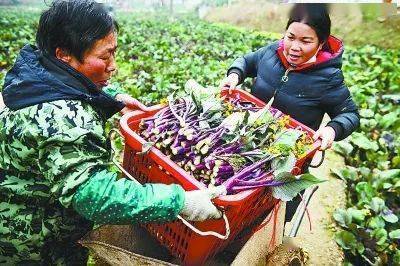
[119,88,320,265]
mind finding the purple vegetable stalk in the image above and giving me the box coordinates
[223,155,277,193]
[229,180,285,193]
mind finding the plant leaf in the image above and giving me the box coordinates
[368,216,386,229]
[333,209,352,227]
[359,108,375,118]
[221,112,245,132]
[382,210,398,223]
[372,228,387,246]
[394,250,400,265]
[331,166,359,181]
[350,132,379,151]
[355,182,375,202]
[271,153,296,176]
[348,208,366,223]
[333,141,354,156]
[272,172,325,201]
[378,169,400,179]
[369,197,385,213]
[335,231,357,250]
[389,229,400,239]
[275,129,303,147]
[247,106,273,126]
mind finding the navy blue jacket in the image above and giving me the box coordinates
[2,45,124,120]
[228,37,359,141]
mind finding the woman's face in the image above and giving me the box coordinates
[66,31,117,88]
[283,22,321,65]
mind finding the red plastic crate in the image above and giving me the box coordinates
[119,88,320,265]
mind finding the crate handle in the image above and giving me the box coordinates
[177,212,230,240]
[109,128,231,240]
[309,150,325,168]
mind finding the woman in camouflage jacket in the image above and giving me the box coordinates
[0,1,224,264]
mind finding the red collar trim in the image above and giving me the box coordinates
[277,35,344,71]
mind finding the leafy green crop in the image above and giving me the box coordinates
[112,13,278,104]
[332,45,400,265]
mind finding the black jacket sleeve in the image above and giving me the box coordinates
[227,46,269,84]
[322,70,360,141]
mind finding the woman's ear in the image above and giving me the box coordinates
[319,41,325,51]
[55,47,71,63]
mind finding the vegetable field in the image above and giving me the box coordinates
[0,7,399,265]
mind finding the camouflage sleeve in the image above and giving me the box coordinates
[37,100,185,222]
[72,168,185,224]
[102,83,125,98]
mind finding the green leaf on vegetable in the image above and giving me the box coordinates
[355,182,375,202]
[271,152,296,176]
[275,129,303,147]
[335,231,358,250]
[359,108,375,118]
[350,132,379,151]
[332,141,354,156]
[247,105,273,127]
[382,211,398,223]
[221,112,245,132]
[389,229,400,239]
[372,228,387,246]
[378,169,400,179]
[348,208,366,223]
[272,172,325,201]
[368,216,386,229]
[333,209,353,227]
[331,166,359,181]
[370,197,385,213]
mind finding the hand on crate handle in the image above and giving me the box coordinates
[180,186,227,222]
[219,73,239,94]
[116,93,150,114]
[313,126,335,150]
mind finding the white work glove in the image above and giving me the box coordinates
[180,186,227,222]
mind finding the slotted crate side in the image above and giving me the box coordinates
[122,144,278,265]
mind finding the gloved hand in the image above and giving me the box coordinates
[180,186,227,222]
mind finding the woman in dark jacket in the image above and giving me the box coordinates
[220,4,360,221]
[221,4,359,150]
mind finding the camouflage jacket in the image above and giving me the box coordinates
[0,45,185,265]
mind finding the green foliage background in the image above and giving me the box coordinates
[0,8,399,265]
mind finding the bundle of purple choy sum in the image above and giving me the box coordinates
[138,80,325,200]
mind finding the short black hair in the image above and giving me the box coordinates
[36,0,119,62]
[286,4,331,45]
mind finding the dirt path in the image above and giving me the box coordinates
[285,149,347,265]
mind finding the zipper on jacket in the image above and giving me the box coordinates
[281,67,294,83]
[270,66,295,105]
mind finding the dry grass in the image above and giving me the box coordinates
[205,2,400,49]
